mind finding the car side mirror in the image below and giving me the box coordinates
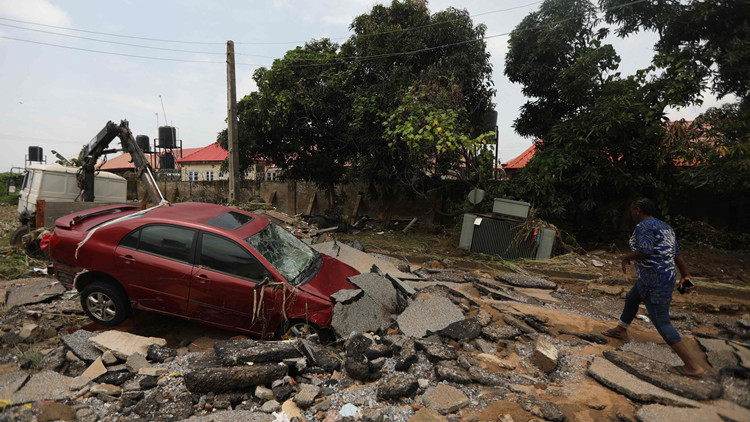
[254,275,272,290]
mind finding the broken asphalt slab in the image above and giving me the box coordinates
[0,371,71,404]
[348,272,401,313]
[397,295,464,338]
[635,404,723,422]
[618,341,682,366]
[474,280,529,303]
[695,337,740,372]
[587,357,750,422]
[421,383,469,414]
[603,350,722,401]
[213,339,301,366]
[5,278,66,308]
[61,329,101,363]
[330,289,363,304]
[495,273,557,289]
[88,331,167,360]
[311,241,420,280]
[184,364,288,393]
[331,294,391,337]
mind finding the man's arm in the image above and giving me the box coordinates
[621,250,649,273]
[674,254,694,291]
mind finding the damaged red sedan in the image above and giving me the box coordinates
[47,202,359,340]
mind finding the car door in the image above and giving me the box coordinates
[114,224,197,316]
[188,231,281,336]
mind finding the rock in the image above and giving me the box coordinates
[475,281,529,302]
[293,383,320,408]
[503,315,534,334]
[185,364,287,393]
[345,356,375,381]
[481,325,522,342]
[300,339,341,372]
[138,367,167,377]
[68,375,90,390]
[147,343,178,363]
[518,396,566,422]
[397,295,464,338]
[416,340,457,363]
[437,319,482,341]
[731,343,750,370]
[369,357,386,372]
[272,377,295,401]
[214,338,301,366]
[38,402,76,422]
[495,273,557,289]
[261,400,281,413]
[81,357,107,382]
[88,331,166,360]
[5,278,65,307]
[177,410,273,422]
[348,273,401,313]
[474,338,498,354]
[365,343,393,360]
[395,338,418,371]
[377,374,418,400]
[345,333,373,356]
[38,347,66,371]
[95,371,135,386]
[331,288,364,304]
[18,323,39,341]
[635,404,723,422]
[90,383,121,396]
[255,385,275,401]
[61,329,101,362]
[387,274,417,297]
[435,361,472,384]
[101,351,118,365]
[421,384,469,414]
[139,376,158,390]
[533,337,558,373]
[468,366,507,386]
[137,393,194,421]
[696,338,740,372]
[603,350,722,401]
[65,350,79,362]
[331,295,390,337]
[409,408,448,422]
[476,353,516,370]
[618,341,682,366]
[281,399,302,420]
[126,353,151,373]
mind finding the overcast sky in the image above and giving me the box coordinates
[0,0,733,172]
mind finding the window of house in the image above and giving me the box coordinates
[206,171,214,181]
[218,171,225,178]
[188,171,199,181]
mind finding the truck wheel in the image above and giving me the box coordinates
[10,226,29,248]
[80,281,131,326]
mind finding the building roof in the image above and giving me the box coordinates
[98,147,202,171]
[177,142,227,164]
[502,141,539,170]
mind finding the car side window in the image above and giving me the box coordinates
[138,225,196,264]
[119,229,140,249]
[199,233,266,281]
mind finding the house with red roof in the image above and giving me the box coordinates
[98,148,203,174]
[176,142,273,181]
[502,141,539,176]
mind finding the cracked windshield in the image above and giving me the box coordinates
[246,223,318,285]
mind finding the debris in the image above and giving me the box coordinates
[495,273,557,290]
[603,350,722,401]
[0,371,70,404]
[481,325,522,342]
[387,273,416,297]
[81,357,107,380]
[416,339,457,363]
[90,383,121,396]
[435,361,472,384]
[474,281,528,302]
[147,343,177,363]
[331,289,363,304]
[587,284,624,296]
[618,341,682,366]
[125,353,151,373]
[591,259,605,267]
[348,272,401,313]
[558,330,609,345]
[532,336,558,373]
[409,408,448,422]
[5,278,65,308]
[421,384,469,414]
[377,374,419,400]
[476,353,516,370]
[38,402,76,422]
[88,331,167,360]
[138,367,166,377]
[312,241,418,280]
[213,339,301,366]
[517,396,566,422]
[261,400,281,413]
[61,330,101,363]
[101,351,118,365]
[437,318,482,341]
[339,403,361,418]
[397,295,464,338]
[256,386,275,401]
[272,377,295,401]
[331,294,390,337]
[184,364,287,393]
[696,337,740,372]
[635,404,723,422]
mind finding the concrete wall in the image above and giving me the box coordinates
[134,179,439,223]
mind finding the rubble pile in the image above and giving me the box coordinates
[0,251,749,421]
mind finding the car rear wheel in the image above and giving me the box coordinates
[80,281,131,326]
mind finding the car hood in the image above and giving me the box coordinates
[299,254,359,301]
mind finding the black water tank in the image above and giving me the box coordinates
[28,146,43,162]
[136,135,150,153]
[483,110,498,132]
[158,126,176,148]
[159,152,175,169]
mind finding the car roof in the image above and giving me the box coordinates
[140,202,268,237]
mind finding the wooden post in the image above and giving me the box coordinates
[305,192,316,216]
[227,40,240,203]
[35,200,45,229]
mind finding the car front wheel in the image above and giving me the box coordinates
[276,320,330,344]
[80,281,131,326]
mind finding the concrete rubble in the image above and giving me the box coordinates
[4,278,66,308]
[0,240,749,422]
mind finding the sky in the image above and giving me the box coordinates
[0,0,734,172]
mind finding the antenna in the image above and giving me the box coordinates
[155,112,159,127]
[158,95,168,123]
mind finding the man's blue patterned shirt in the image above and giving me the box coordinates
[629,218,680,304]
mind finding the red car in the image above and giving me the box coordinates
[47,202,359,340]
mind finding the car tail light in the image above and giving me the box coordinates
[40,233,60,251]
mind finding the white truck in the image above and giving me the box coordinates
[12,163,127,246]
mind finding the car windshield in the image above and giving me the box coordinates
[245,223,320,285]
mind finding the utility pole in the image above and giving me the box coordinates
[226,40,240,203]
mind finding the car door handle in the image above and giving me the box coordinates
[121,255,136,264]
[196,274,210,284]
